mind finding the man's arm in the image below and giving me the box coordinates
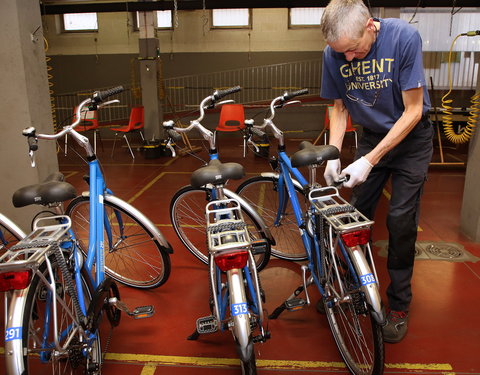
[363,87,424,166]
[328,98,349,150]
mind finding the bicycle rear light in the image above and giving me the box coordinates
[214,250,249,272]
[340,229,371,247]
[0,270,32,292]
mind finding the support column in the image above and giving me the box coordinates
[0,0,58,231]
[138,10,163,142]
[460,51,480,241]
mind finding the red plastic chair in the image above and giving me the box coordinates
[110,106,145,159]
[65,106,102,154]
[313,104,357,147]
[215,104,248,156]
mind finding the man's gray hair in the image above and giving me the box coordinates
[320,0,371,43]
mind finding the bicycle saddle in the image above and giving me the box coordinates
[191,159,245,188]
[290,141,340,168]
[12,172,77,208]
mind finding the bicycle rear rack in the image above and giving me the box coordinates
[0,215,71,272]
[308,186,373,233]
[206,198,251,254]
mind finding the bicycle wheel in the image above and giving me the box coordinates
[66,196,171,289]
[20,257,102,374]
[322,238,384,375]
[170,186,270,271]
[236,176,308,261]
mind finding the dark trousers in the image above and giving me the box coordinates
[351,118,433,312]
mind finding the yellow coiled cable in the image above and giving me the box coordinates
[441,32,480,144]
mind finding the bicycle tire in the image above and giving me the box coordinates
[322,239,384,375]
[66,196,171,289]
[170,185,270,271]
[236,176,308,261]
[19,257,102,374]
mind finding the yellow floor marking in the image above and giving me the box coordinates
[126,171,188,205]
[104,352,453,372]
[140,363,157,375]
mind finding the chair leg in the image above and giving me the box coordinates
[111,133,118,158]
[123,134,135,159]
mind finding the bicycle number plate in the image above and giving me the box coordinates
[5,327,22,341]
[231,302,248,316]
[360,273,376,286]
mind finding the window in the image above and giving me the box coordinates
[63,13,98,32]
[135,10,172,30]
[212,9,250,28]
[289,8,323,27]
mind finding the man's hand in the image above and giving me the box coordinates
[340,156,373,188]
[324,159,341,186]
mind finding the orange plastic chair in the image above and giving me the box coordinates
[313,104,358,147]
[215,104,248,156]
[110,106,145,159]
[65,106,102,154]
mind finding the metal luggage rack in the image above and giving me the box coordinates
[308,186,373,233]
[206,198,251,253]
[0,215,71,273]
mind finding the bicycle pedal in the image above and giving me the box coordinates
[285,298,307,311]
[196,316,218,334]
[132,305,155,319]
[251,239,269,255]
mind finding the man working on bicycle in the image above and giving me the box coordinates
[319,0,433,343]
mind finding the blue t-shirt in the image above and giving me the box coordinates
[320,18,431,133]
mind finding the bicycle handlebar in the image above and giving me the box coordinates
[22,86,124,165]
[249,89,309,146]
[162,86,241,152]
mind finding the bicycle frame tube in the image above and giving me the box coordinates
[85,159,106,288]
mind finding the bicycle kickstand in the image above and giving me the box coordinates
[269,265,313,319]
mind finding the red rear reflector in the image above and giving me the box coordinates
[0,271,32,292]
[340,229,371,247]
[214,250,249,272]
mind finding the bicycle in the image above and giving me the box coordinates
[236,90,385,375]
[164,86,274,271]
[0,87,172,374]
[163,87,271,374]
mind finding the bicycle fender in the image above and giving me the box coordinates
[102,193,173,253]
[5,289,29,374]
[223,188,275,245]
[227,268,252,361]
[0,212,27,239]
[348,246,385,325]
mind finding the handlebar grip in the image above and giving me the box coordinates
[92,86,124,103]
[213,86,241,101]
[283,88,309,101]
[167,129,182,142]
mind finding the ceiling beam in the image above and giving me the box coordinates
[40,1,479,15]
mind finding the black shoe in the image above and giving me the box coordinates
[382,310,409,343]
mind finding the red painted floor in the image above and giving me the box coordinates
[2,134,480,374]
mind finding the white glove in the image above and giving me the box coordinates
[340,156,373,188]
[323,159,341,186]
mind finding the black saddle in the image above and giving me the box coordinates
[191,159,245,188]
[290,141,340,168]
[12,172,77,208]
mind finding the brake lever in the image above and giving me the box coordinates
[97,99,120,109]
